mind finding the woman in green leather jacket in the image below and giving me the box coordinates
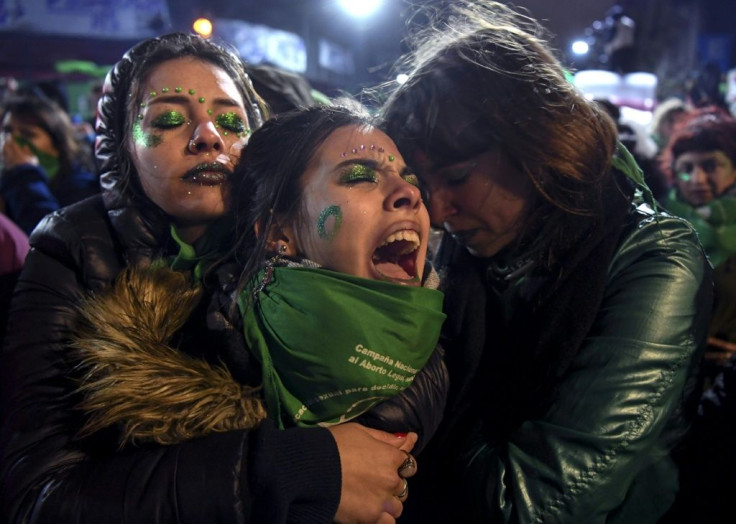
[380,2,712,522]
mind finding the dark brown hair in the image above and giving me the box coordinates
[380,1,619,257]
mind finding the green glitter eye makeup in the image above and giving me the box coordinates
[403,173,420,187]
[151,111,187,129]
[215,112,246,133]
[340,164,378,184]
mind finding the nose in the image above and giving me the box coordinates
[187,120,225,154]
[690,165,708,184]
[386,178,423,213]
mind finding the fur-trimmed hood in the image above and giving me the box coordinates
[72,265,266,447]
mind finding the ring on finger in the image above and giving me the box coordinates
[397,478,409,500]
[398,451,417,478]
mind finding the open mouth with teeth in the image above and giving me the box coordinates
[371,230,422,285]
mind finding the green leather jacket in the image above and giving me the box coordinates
[403,205,712,523]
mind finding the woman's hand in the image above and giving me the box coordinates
[329,423,418,524]
[1,134,38,171]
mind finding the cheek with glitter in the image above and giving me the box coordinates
[317,205,343,240]
[132,122,163,148]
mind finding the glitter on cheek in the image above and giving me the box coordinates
[317,205,343,240]
[132,122,163,148]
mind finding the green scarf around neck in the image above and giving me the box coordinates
[239,265,446,429]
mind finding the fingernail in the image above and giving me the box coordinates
[394,432,408,438]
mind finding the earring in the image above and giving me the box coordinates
[278,244,287,254]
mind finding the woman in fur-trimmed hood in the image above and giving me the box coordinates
[1,36,436,522]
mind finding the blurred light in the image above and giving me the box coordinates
[338,0,382,18]
[193,18,213,38]
[571,40,589,55]
[396,73,409,85]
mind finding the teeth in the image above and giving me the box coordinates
[380,230,420,254]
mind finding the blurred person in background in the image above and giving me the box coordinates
[0,212,28,342]
[596,98,668,200]
[658,108,736,524]
[0,92,98,234]
[659,107,736,371]
[649,97,690,153]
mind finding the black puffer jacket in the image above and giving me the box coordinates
[1,192,345,523]
[0,38,341,524]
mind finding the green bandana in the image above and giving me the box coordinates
[239,266,446,429]
[611,141,657,210]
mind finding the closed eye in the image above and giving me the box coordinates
[215,112,247,133]
[442,162,476,186]
[151,111,187,129]
[339,164,379,184]
[402,172,420,187]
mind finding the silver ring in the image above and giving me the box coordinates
[397,478,409,500]
[398,451,416,478]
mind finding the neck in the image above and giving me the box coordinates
[175,223,207,244]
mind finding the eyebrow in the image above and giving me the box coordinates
[146,94,243,109]
[333,157,412,176]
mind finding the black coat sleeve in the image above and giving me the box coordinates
[355,344,448,454]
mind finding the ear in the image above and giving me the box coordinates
[255,216,301,257]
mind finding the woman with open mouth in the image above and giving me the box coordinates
[231,104,449,520]
[232,104,447,433]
